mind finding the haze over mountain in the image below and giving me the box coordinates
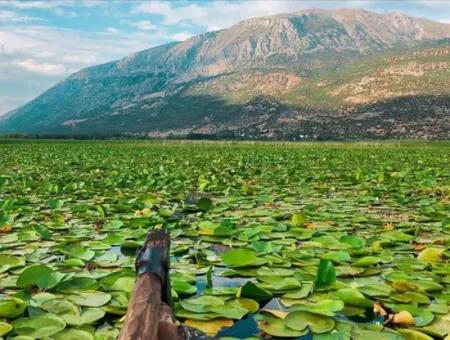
[1,8,449,139]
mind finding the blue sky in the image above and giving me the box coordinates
[1,0,449,115]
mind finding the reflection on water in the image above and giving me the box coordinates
[217,314,258,338]
[110,245,136,258]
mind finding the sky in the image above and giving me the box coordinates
[1,0,450,116]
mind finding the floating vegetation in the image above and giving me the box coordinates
[0,140,449,338]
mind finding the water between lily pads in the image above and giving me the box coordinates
[110,245,373,339]
[195,272,313,339]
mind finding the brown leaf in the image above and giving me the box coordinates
[391,311,416,325]
[0,224,12,233]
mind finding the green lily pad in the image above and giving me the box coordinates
[240,281,272,302]
[0,297,27,318]
[62,307,105,326]
[41,298,79,315]
[283,282,314,299]
[320,251,351,263]
[222,249,265,267]
[69,291,111,307]
[285,310,336,334]
[291,299,344,317]
[0,255,25,273]
[351,324,403,339]
[57,277,98,291]
[63,258,86,267]
[53,328,94,340]
[180,295,225,313]
[255,313,308,338]
[417,247,444,263]
[197,197,213,211]
[48,198,64,209]
[17,264,62,289]
[0,322,12,337]
[291,213,306,227]
[421,312,450,338]
[237,298,259,313]
[340,235,364,248]
[65,245,96,261]
[391,291,430,304]
[259,276,301,291]
[397,329,433,340]
[352,256,383,267]
[333,288,373,308]
[315,260,336,288]
[12,313,66,338]
[359,284,392,297]
[172,279,197,295]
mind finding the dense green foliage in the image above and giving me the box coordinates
[0,140,449,339]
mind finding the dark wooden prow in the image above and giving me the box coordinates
[119,229,178,340]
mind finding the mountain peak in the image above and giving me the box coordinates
[1,9,449,139]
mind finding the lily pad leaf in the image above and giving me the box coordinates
[69,291,111,307]
[12,313,66,338]
[53,328,94,340]
[48,198,64,209]
[315,259,336,288]
[172,279,197,296]
[240,281,272,302]
[333,288,373,308]
[320,251,351,263]
[222,249,265,267]
[103,220,124,230]
[0,322,12,337]
[283,282,314,299]
[197,197,213,211]
[255,313,308,338]
[340,235,364,248]
[397,329,433,340]
[0,254,25,273]
[285,310,336,334]
[359,284,392,297]
[65,245,95,261]
[351,324,404,339]
[62,307,105,326]
[291,213,306,227]
[422,313,450,338]
[418,247,444,263]
[291,299,344,317]
[41,298,79,315]
[237,298,259,313]
[185,318,233,336]
[352,256,383,267]
[17,265,62,289]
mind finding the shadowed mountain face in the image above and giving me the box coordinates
[1,8,450,139]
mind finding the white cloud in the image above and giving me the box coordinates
[133,0,379,31]
[106,27,119,33]
[53,8,78,18]
[62,54,97,64]
[170,32,195,41]
[130,20,157,31]
[0,1,63,9]
[0,24,186,115]
[0,10,15,19]
[14,58,67,75]
[0,9,42,22]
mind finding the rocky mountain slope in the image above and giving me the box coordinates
[1,8,450,139]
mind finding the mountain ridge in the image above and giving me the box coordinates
[1,8,449,139]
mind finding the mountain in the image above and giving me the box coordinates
[1,8,450,139]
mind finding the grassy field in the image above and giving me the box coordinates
[0,140,449,339]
